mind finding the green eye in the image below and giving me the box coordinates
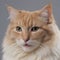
[16,26,22,32]
[31,26,40,31]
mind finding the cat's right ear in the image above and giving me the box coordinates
[7,5,18,19]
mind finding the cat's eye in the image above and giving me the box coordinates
[31,26,40,32]
[16,26,22,32]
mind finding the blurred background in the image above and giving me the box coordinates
[0,0,60,60]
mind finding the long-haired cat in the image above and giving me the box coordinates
[2,4,60,60]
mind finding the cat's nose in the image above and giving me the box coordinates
[22,31,29,42]
[23,36,29,42]
[24,38,29,42]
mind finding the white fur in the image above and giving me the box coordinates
[2,22,60,60]
[16,39,40,52]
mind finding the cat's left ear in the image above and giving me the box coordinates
[40,4,52,24]
[7,5,18,19]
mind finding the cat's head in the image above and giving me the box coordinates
[6,4,55,52]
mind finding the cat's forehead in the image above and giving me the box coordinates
[11,11,45,27]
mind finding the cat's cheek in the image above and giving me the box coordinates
[16,39,25,46]
[9,30,21,40]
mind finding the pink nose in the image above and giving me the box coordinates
[25,39,29,42]
[24,37,29,42]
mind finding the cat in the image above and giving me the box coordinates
[2,4,60,60]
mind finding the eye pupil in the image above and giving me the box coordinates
[16,26,22,31]
[31,27,39,31]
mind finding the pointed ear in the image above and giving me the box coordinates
[40,4,52,24]
[7,5,18,19]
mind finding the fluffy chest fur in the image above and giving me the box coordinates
[2,36,60,60]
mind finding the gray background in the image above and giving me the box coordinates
[0,0,60,60]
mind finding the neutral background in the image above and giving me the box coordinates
[0,0,60,60]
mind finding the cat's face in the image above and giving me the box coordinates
[6,4,54,52]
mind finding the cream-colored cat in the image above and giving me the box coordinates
[2,4,60,60]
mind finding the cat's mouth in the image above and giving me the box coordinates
[23,43,32,47]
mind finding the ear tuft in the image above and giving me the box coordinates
[40,4,52,24]
[41,4,52,17]
[45,3,52,16]
[6,5,16,13]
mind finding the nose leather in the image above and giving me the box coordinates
[25,38,29,42]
